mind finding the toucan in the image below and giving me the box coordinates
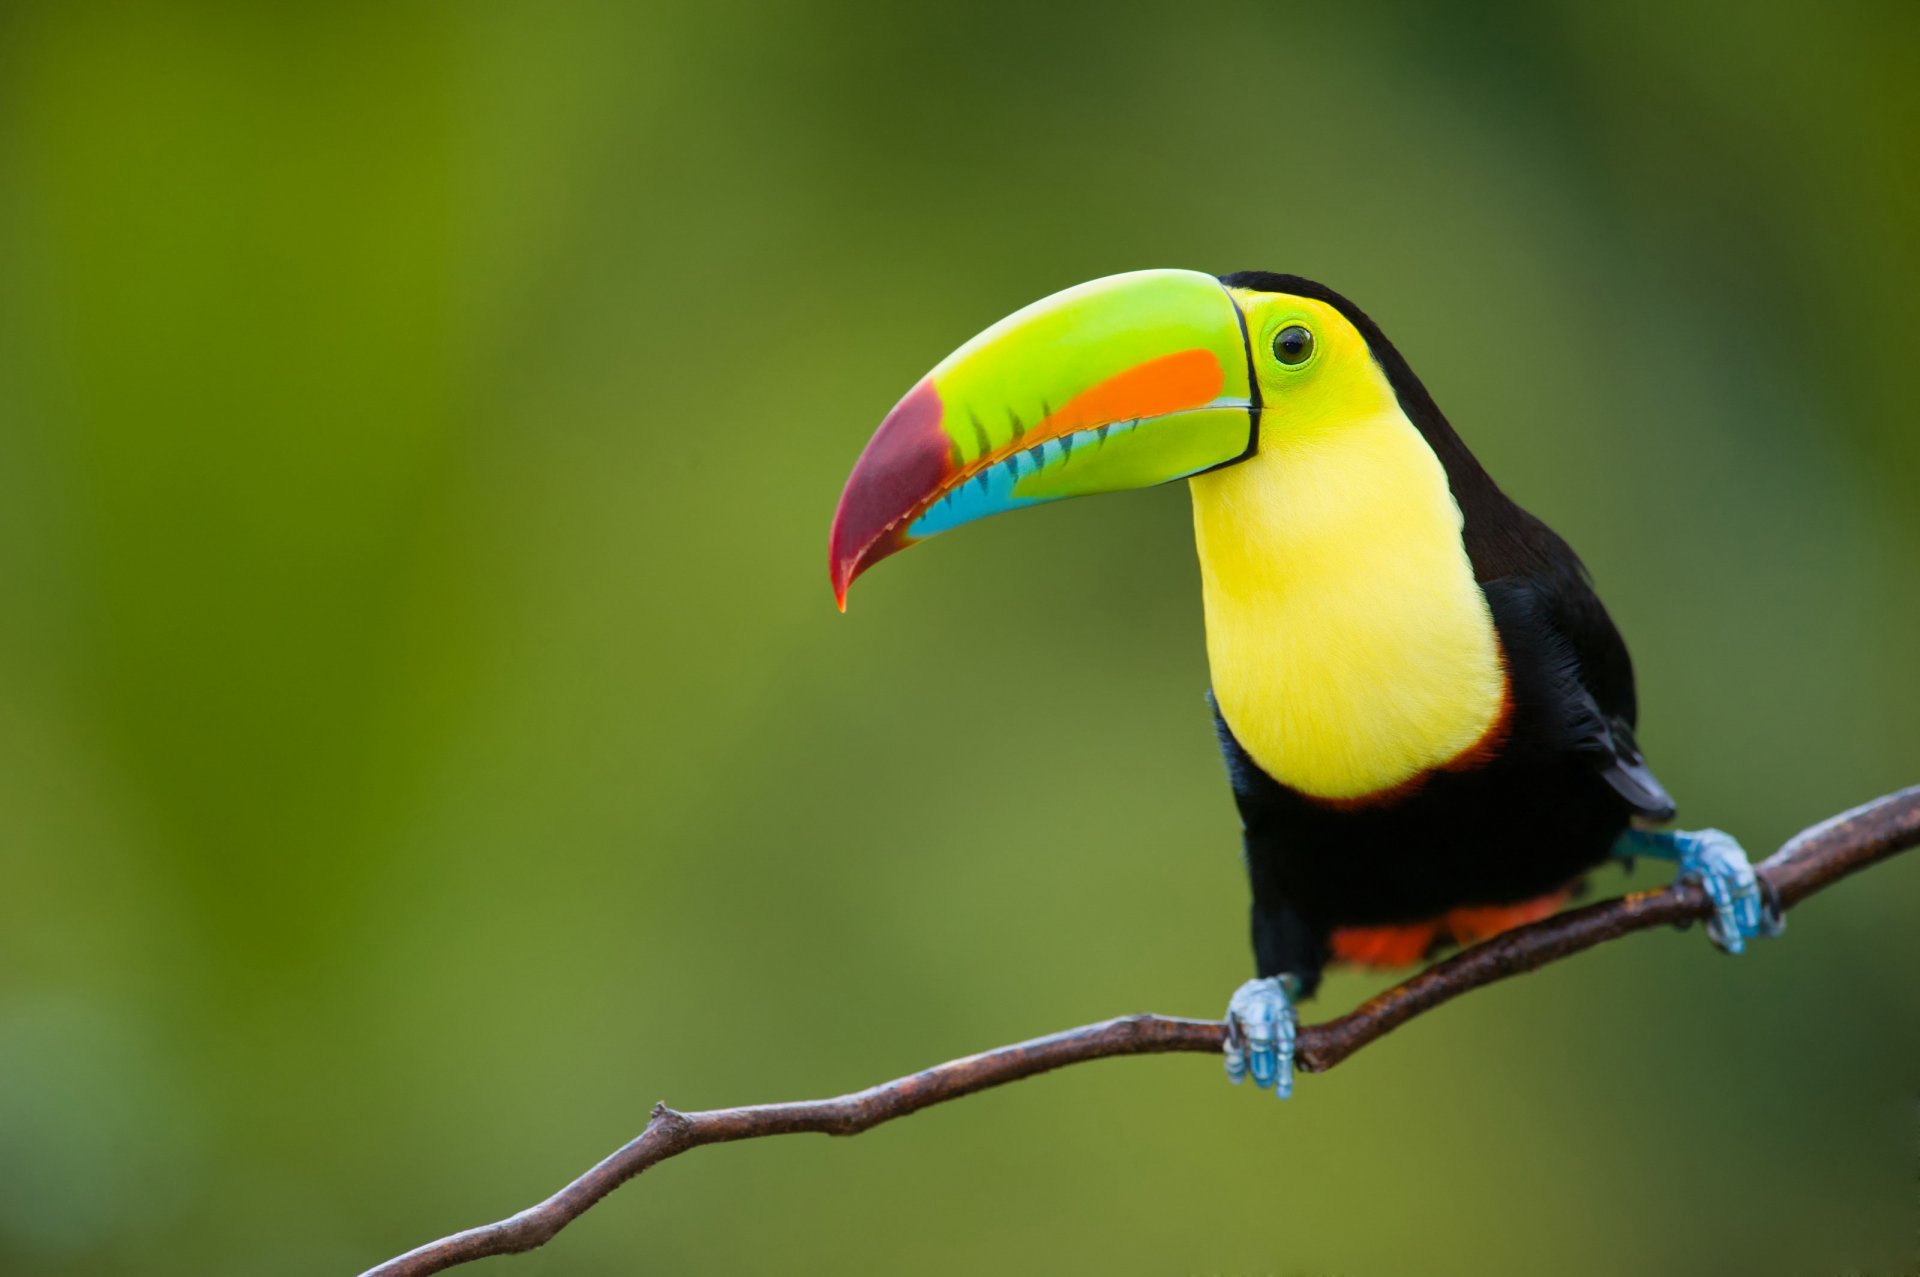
[828,270,1781,1097]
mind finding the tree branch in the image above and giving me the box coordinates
[361,785,1920,1277]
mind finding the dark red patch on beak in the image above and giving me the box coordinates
[828,377,950,608]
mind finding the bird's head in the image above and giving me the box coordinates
[828,269,1400,607]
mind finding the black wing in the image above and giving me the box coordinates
[1484,528,1678,824]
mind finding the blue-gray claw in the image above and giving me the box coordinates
[1617,826,1785,954]
[1671,827,1784,954]
[1224,976,1297,1099]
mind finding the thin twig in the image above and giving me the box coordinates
[361,785,1920,1277]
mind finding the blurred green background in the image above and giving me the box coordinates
[2,3,1917,1274]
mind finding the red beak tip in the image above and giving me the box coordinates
[829,557,855,612]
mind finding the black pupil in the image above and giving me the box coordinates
[1273,325,1313,365]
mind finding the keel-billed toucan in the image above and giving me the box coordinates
[829,270,1781,1098]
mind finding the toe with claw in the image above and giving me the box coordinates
[1671,827,1785,953]
[1224,975,1298,1099]
[1619,827,1786,954]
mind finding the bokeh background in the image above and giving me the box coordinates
[2,3,1917,1274]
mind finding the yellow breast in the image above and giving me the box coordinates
[1187,395,1506,802]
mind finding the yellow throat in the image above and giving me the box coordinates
[1187,338,1506,803]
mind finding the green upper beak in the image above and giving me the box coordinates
[828,269,1258,607]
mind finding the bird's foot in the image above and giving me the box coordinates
[1223,975,1298,1099]
[1618,827,1785,954]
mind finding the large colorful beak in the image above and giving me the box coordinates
[828,269,1256,608]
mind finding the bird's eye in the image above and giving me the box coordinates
[1272,325,1314,366]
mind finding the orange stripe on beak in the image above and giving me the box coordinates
[1036,347,1225,437]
